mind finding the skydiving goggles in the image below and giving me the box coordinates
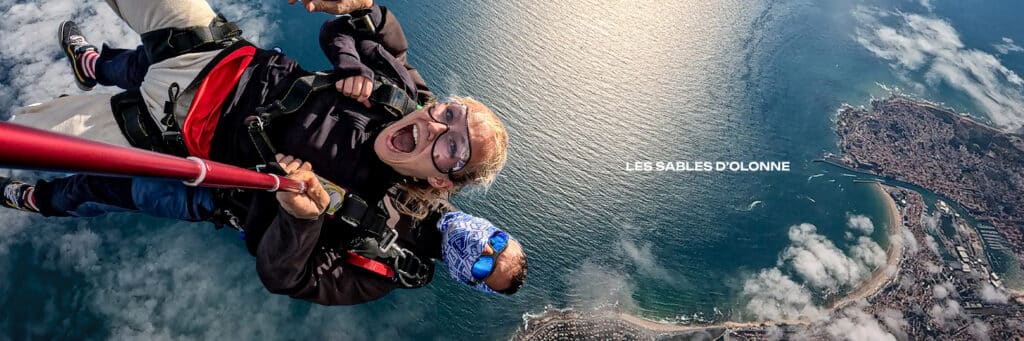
[467,230,510,286]
[428,99,473,176]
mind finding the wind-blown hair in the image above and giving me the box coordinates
[396,96,508,219]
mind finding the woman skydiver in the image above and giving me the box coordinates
[1,0,527,303]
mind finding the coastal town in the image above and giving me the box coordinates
[832,96,1024,259]
[859,186,1024,339]
[513,97,1024,340]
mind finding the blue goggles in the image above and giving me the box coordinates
[467,231,510,285]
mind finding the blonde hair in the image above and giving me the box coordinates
[396,96,508,219]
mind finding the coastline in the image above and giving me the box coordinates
[608,183,904,332]
[828,183,903,310]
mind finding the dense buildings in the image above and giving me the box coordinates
[834,96,1024,258]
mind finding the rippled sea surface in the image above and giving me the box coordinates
[2,0,1022,339]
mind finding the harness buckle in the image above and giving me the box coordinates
[248,115,266,130]
[339,194,368,228]
[392,247,428,287]
[347,12,376,36]
[376,227,399,254]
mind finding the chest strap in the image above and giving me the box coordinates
[254,73,419,122]
[243,112,431,288]
[345,251,394,278]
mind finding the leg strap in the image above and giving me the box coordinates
[140,14,242,64]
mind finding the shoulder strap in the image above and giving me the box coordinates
[244,71,419,167]
[370,78,420,118]
[254,73,418,123]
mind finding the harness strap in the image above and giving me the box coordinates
[345,251,395,278]
[370,79,420,118]
[254,74,419,125]
[111,89,161,151]
[244,123,432,286]
[245,116,278,164]
[109,40,254,158]
[232,58,429,287]
[334,193,432,287]
[343,10,377,38]
[141,14,243,64]
[158,83,191,156]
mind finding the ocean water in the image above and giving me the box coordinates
[1,0,1022,339]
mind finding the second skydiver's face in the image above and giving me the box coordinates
[481,238,524,292]
[373,100,491,189]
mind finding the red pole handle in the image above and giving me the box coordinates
[0,122,305,193]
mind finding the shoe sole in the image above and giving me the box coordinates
[58,21,95,91]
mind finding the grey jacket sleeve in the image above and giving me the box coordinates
[256,208,396,305]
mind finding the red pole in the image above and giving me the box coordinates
[0,122,305,193]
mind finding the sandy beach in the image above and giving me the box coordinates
[829,183,903,310]
[615,312,807,332]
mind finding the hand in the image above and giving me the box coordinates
[274,154,330,220]
[276,153,312,173]
[287,0,373,15]
[336,75,373,108]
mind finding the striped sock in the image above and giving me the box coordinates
[79,49,99,79]
[23,186,39,212]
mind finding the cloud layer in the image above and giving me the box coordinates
[0,0,279,119]
[993,37,1023,55]
[0,2,442,339]
[778,222,886,292]
[743,217,887,322]
[854,7,1024,130]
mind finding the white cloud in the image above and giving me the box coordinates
[0,211,435,339]
[970,319,992,341]
[779,224,882,290]
[56,228,102,273]
[743,222,891,323]
[993,37,1024,55]
[568,262,636,311]
[0,0,279,119]
[208,0,281,46]
[928,299,963,328]
[0,0,137,119]
[850,236,887,269]
[933,281,955,300]
[619,239,674,283]
[918,0,934,12]
[825,304,898,341]
[924,234,941,256]
[846,214,875,235]
[921,211,941,233]
[854,8,1024,130]
[878,308,910,341]
[742,268,825,321]
[899,224,919,254]
[979,283,1009,304]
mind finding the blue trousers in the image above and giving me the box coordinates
[39,46,206,220]
[95,44,150,89]
[33,175,215,221]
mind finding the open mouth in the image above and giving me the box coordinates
[389,124,419,153]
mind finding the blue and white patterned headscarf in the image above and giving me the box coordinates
[437,211,502,294]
